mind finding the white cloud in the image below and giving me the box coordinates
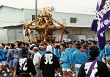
[0,0,97,14]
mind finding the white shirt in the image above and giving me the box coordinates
[33,52,41,67]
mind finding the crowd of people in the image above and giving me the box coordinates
[0,40,110,77]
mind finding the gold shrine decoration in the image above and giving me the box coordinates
[25,17,66,43]
[51,18,65,29]
[24,7,67,43]
[51,18,66,42]
[25,19,38,43]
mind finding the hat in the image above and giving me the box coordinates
[33,47,38,49]
[30,44,35,47]
[46,45,52,51]
[30,44,35,50]
[39,45,44,48]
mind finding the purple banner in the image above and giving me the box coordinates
[91,0,110,50]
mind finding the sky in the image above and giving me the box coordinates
[0,0,98,14]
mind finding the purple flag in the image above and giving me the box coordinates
[91,0,110,50]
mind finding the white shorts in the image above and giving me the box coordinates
[0,61,6,66]
[0,63,2,66]
[62,68,71,72]
[75,64,81,68]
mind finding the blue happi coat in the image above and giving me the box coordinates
[6,49,15,60]
[71,49,88,65]
[98,48,105,61]
[51,48,61,58]
[60,50,72,69]
[0,49,7,62]
[39,50,47,56]
[86,47,90,58]
[105,44,110,57]
[16,48,22,59]
[43,49,47,54]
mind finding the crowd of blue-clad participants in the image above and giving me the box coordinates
[0,40,110,77]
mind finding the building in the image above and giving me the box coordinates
[0,5,110,43]
[0,5,24,43]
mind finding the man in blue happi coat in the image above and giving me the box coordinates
[0,48,7,74]
[52,45,61,59]
[6,43,15,76]
[105,41,110,58]
[104,41,110,63]
[52,45,61,77]
[71,43,88,77]
[60,43,73,77]
[66,42,76,54]
[39,45,46,56]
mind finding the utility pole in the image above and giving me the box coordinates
[33,0,37,43]
[35,0,37,25]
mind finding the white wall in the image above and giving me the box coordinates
[23,9,35,23]
[23,9,41,23]
[0,29,8,43]
[53,12,94,27]
[0,6,24,26]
